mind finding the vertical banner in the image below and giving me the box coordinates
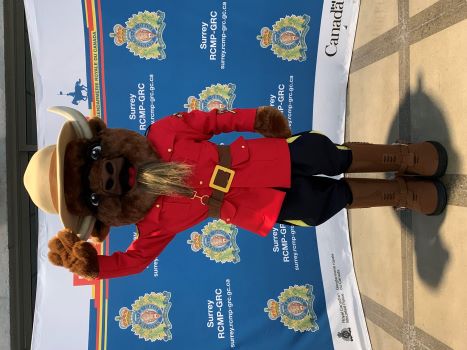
[25,1,370,349]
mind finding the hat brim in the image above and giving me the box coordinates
[56,121,96,240]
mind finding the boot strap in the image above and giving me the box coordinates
[395,177,421,211]
[397,145,415,175]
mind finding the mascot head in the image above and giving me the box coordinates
[23,107,191,243]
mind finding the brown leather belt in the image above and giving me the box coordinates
[207,145,235,218]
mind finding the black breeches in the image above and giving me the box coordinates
[277,131,353,227]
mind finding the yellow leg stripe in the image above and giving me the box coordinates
[284,220,311,227]
[309,130,324,135]
[287,135,301,143]
[336,145,350,150]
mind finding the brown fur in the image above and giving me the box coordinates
[64,138,96,216]
[64,126,162,226]
[254,106,292,138]
[88,117,106,136]
[48,229,99,279]
[90,220,110,243]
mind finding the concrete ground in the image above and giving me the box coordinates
[346,0,467,349]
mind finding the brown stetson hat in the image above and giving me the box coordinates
[23,106,96,240]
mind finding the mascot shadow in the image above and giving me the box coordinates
[386,74,458,289]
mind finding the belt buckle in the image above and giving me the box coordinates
[209,165,235,193]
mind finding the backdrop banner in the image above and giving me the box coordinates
[24,0,371,349]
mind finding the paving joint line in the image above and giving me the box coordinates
[350,0,467,74]
[361,294,454,350]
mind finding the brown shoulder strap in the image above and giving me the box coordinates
[208,145,232,218]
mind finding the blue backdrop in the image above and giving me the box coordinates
[82,1,337,349]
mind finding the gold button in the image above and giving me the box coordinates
[168,148,172,152]
[156,204,160,208]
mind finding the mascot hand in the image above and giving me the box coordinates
[48,229,99,280]
[254,106,292,138]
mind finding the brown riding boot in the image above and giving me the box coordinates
[344,141,447,177]
[345,177,447,216]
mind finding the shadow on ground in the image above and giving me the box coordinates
[386,74,456,289]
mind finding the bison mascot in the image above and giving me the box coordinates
[23,106,447,279]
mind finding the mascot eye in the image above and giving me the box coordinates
[90,193,100,207]
[90,145,102,160]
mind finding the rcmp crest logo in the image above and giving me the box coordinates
[264,284,319,332]
[338,327,354,342]
[257,14,310,62]
[187,219,240,263]
[115,292,172,342]
[110,11,167,60]
[184,83,236,112]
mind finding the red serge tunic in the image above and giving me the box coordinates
[97,108,291,279]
